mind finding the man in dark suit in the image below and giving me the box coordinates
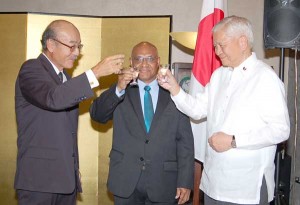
[14,19,125,205]
[90,42,194,205]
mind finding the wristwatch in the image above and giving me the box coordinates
[231,135,237,148]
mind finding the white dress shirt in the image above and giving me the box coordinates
[137,79,159,114]
[171,53,290,204]
[115,79,159,114]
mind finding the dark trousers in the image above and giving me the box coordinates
[204,177,269,205]
[17,189,77,205]
[114,171,177,205]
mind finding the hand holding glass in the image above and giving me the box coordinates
[130,66,139,86]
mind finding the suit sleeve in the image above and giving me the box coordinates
[18,59,94,111]
[176,112,195,189]
[90,84,124,123]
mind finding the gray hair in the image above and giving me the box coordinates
[40,22,57,51]
[213,15,254,48]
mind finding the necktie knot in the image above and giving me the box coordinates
[58,72,63,83]
[144,85,151,92]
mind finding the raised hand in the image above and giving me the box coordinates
[92,54,125,78]
[116,67,134,91]
[157,68,181,96]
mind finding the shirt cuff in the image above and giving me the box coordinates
[171,88,186,103]
[115,87,125,97]
[85,69,99,89]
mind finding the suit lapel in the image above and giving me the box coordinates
[39,53,77,133]
[38,54,62,85]
[127,86,145,131]
[127,86,170,134]
[149,87,170,133]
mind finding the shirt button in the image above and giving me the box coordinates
[140,157,144,161]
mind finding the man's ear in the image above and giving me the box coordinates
[46,39,55,52]
[239,35,248,50]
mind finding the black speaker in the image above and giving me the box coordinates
[264,0,300,49]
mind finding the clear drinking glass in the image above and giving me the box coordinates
[130,66,139,86]
[159,64,169,82]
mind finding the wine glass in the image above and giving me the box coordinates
[130,66,139,86]
[159,64,169,82]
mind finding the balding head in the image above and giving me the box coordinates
[131,41,158,58]
[41,20,81,70]
[41,20,79,51]
[130,41,160,84]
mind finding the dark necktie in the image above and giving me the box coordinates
[58,72,63,83]
[144,85,154,133]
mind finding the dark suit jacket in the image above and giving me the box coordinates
[14,54,94,194]
[90,84,194,202]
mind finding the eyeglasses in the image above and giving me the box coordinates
[132,56,157,64]
[51,39,83,52]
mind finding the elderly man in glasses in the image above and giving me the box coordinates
[14,19,125,205]
[157,16,290,205]
[90,41,195,205]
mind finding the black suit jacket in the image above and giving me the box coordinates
[14,54,94,193]
[90,84,194,202]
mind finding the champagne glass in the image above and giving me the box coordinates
[130,66,139,86]
[159,64,169,82]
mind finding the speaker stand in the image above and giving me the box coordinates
[279,48,285,82]
[274,48,289,205]
[274,48,284,205]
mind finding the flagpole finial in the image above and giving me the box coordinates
[169,32,197,50]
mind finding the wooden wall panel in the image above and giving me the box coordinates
[0,14,27,205]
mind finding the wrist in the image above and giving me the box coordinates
[91,67,100,79]
[170,84,181,96]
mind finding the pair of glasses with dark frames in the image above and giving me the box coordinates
[52,38,83,52]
